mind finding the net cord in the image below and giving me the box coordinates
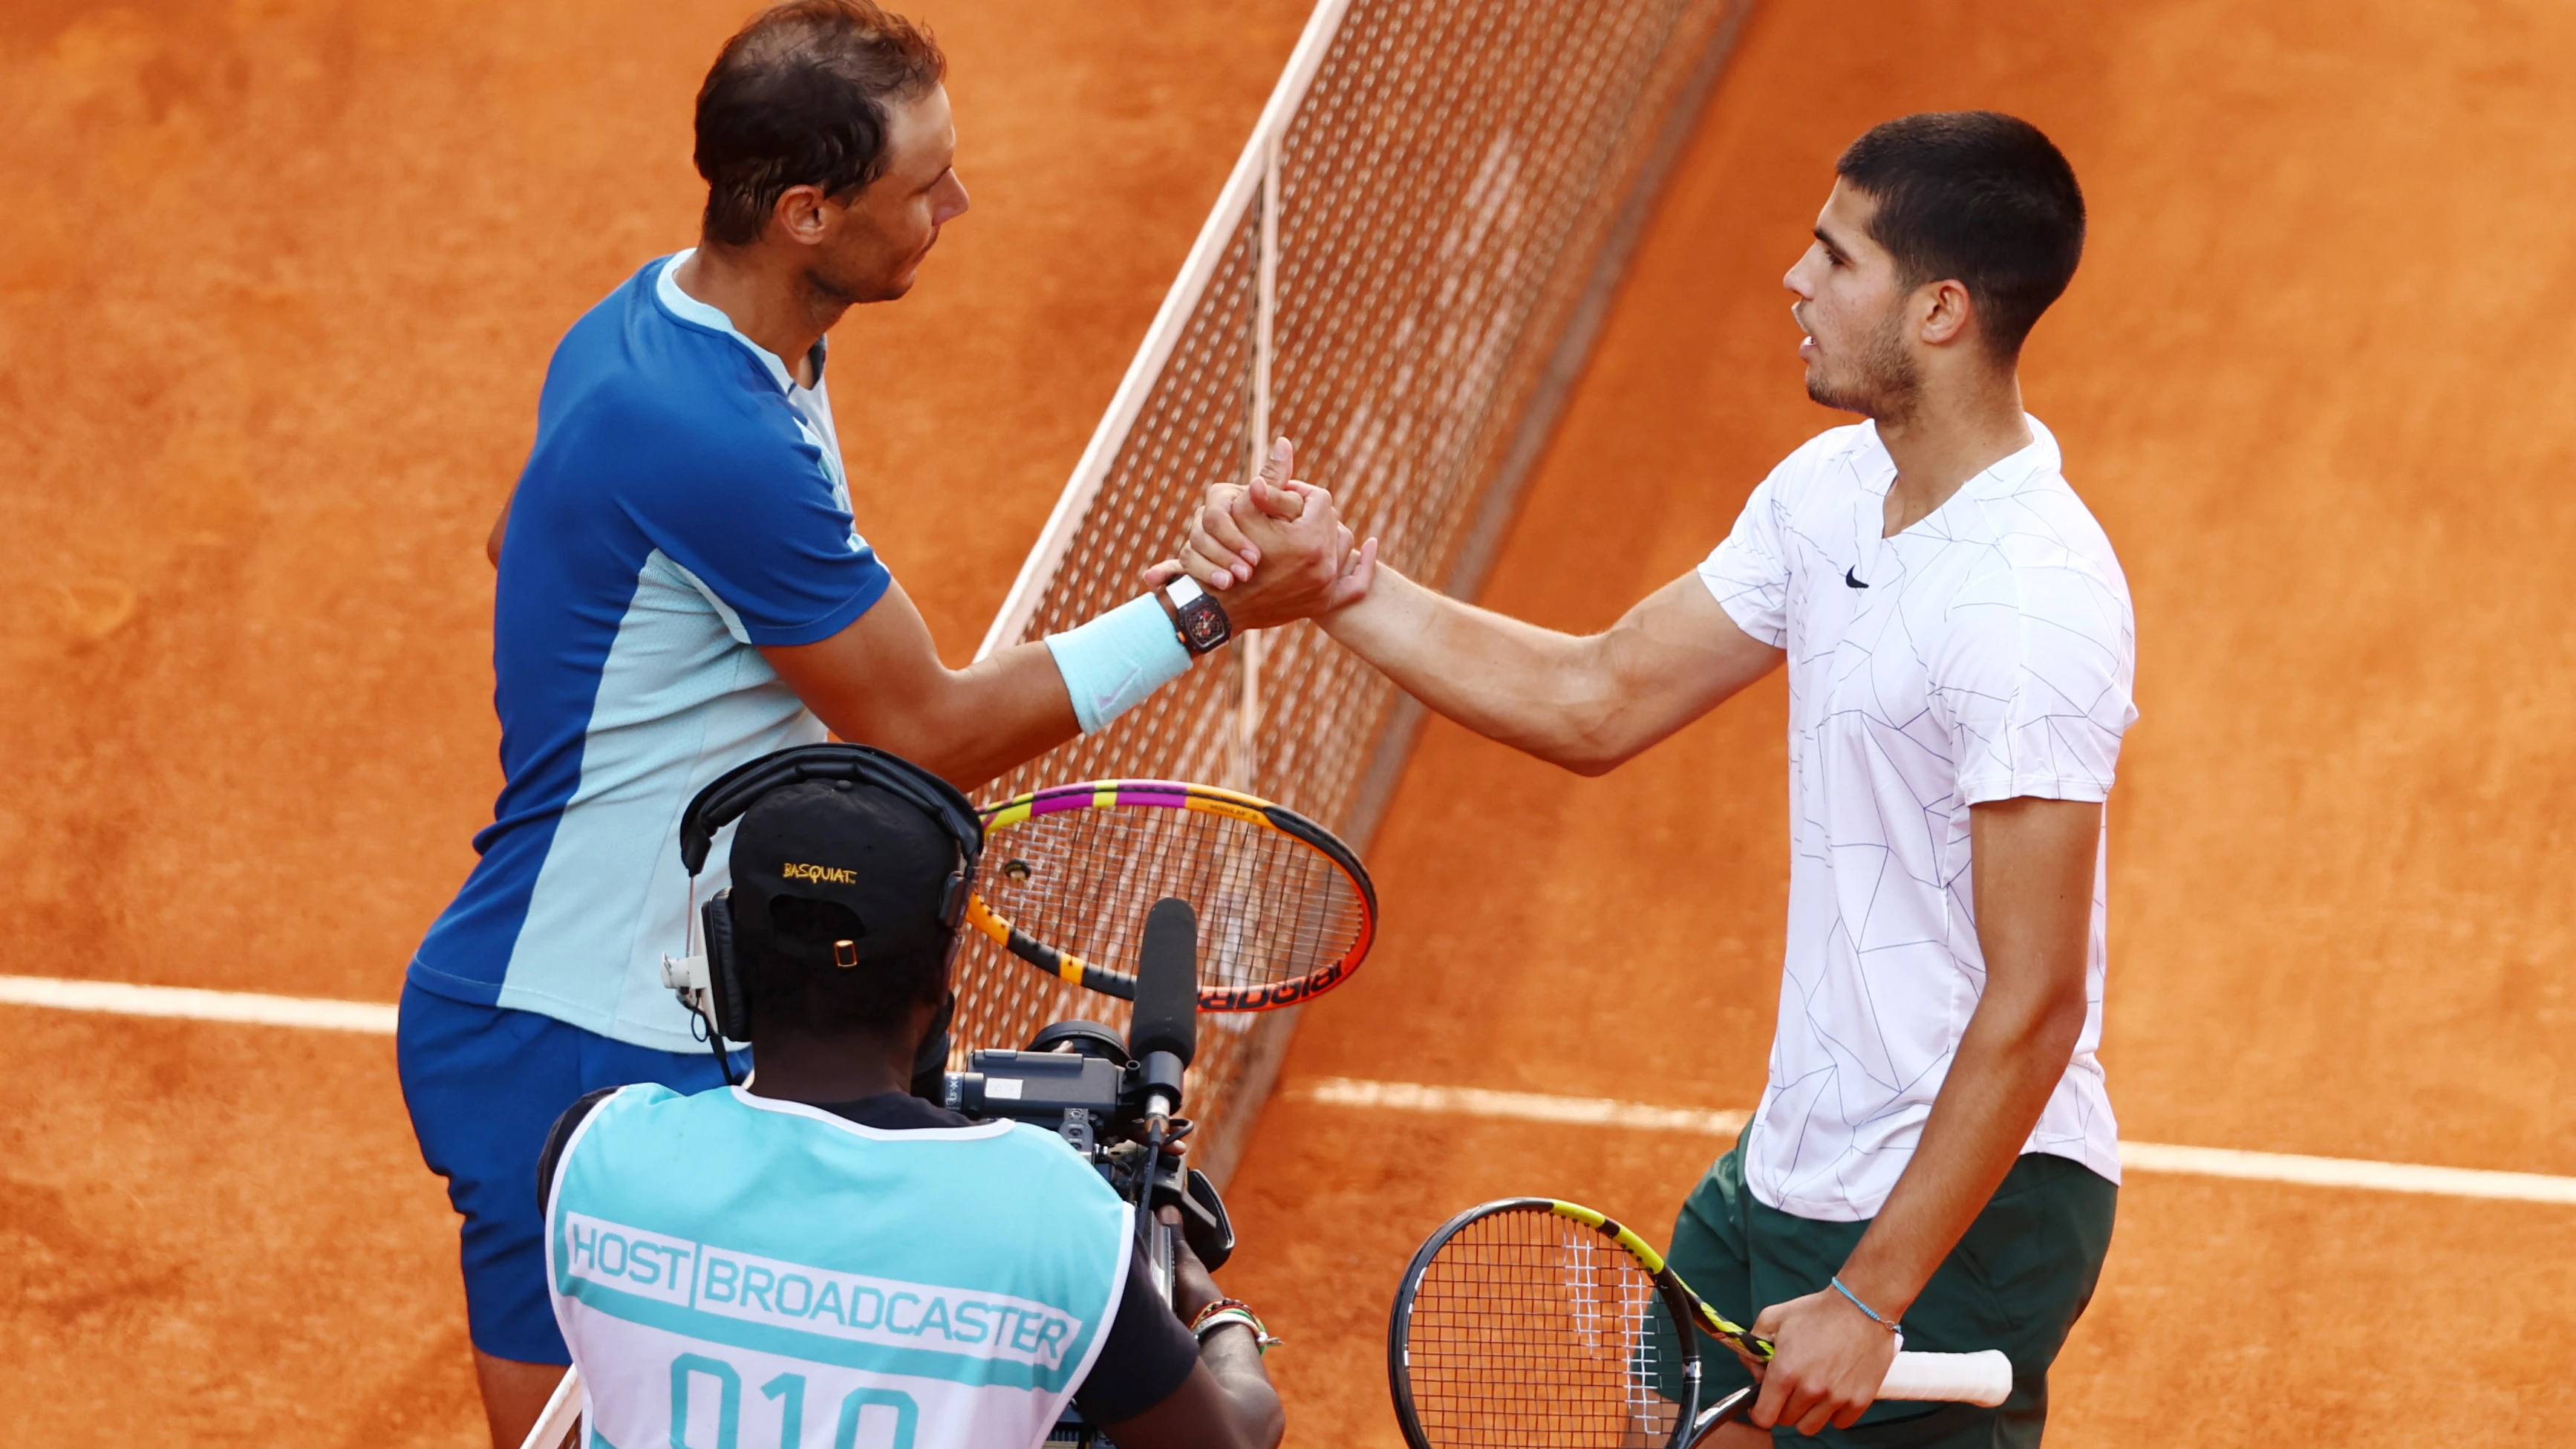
[956,0,1760,1188]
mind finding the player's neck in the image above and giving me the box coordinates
[744,1025,916,1106]
[1875,365,2030,537]
[673,242,842,388]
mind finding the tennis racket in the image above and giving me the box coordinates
[964,780,1376,1012]
[1388,1198,2013,1449]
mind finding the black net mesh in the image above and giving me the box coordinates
[959,0,1742,1147]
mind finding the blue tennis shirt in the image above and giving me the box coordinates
[411,252,893,1050]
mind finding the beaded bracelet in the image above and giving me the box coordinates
[1188,1297,1282,1355]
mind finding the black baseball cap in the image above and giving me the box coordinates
[728,778,962,966]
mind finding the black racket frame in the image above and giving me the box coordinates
[1388,1197,1758,1449]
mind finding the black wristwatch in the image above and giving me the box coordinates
[1161,576,1233,656]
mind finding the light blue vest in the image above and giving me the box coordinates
[546,1085,1132,1449]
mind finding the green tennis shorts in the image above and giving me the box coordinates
[1669,1132,2116,1448]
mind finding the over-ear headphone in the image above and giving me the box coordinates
[662,745,984,1069]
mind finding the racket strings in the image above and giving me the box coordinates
[981,806,1365,987]
[1403,1210,1684,1448]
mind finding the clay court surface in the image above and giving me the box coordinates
[4,0,2572,1443]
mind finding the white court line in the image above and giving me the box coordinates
[1297,1077,2576,1206]
[0,974,398,1034]
[1304,1077,1752,1136]
[16,982,2570,1207]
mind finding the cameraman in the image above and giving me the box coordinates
[535,772,1284,1449]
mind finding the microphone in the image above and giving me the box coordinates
[1131,897,1199,1120]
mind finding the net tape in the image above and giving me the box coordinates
[960,0,1744,1162]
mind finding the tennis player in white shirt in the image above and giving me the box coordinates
[1176,111,2133,1447]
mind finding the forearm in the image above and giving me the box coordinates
[1320,568,1779,775]
[1833,986,2087,1318]
[1742,797,2099,1434]
[808,640,1083,792]
[1830,796,2099,1318]
[1199,1329,1285,1449]
[1318,566,1639,773]
[767,581,1177,792]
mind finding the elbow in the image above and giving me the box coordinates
[2048,985,2090,1052]
[1551,747,1626,778]
[1977,967,2089,1066]
[2024,979,2090,1061]
[1530,697,1643,778]
[1543,720,1644,778]
[1249,1397,1285,1449]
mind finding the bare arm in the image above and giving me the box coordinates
[1101,1343,1282,1449]
[772,499,1349,794]
[1742,795,2101,1437]
[760,582,1083,793]
[486,477,1068,787]
[1315,566,1781,775]
[488,489,512,566]
[1103,1208,1285,1449]
[1175,484,1776,773]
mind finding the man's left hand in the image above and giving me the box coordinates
[1746,1289,1899,1436]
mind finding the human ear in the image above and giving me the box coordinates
[1917,277,1975,347]
[771,183,832,246]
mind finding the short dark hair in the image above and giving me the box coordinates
[694,0,947,247]
[1835,112,2084,359]
[744,893,948,1036]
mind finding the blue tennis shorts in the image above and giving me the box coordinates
[395,984,746,1364]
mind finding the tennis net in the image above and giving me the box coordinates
[959,0,1752,1179]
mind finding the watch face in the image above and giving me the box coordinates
[1180,599,1230,651]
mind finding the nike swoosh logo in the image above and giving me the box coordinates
[1845,567,1868,589]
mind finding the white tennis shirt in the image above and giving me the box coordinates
[1698,417,2136,1221]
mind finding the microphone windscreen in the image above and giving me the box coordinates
[1130,896,1200,1066]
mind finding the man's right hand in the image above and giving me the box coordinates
[1100,1207,1285,1449]
[1147,439,1376,628]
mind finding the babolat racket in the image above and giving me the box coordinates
[965,780,1376,1012]
[1388,1198,2013,1449]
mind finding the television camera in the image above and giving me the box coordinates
[937,897,1238,1445]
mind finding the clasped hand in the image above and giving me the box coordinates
[1144,438,1377,628]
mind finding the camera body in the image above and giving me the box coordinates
[939,1028,1236,1271]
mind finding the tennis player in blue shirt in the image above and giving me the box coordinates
[397,4,1349,1443]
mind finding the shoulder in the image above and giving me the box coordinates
[1953,472,2131,625]
[1733,423,1879,531]
[1934,484,2135,697]
[1775,422,1878,487]
[533,261,808,475]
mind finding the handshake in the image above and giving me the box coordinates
[1145,437,1380,633]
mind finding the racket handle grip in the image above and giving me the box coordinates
[1878,1349,2012,1406]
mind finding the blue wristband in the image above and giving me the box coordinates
[1045,593,1193,733]
[1829,1275,1900,1333]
